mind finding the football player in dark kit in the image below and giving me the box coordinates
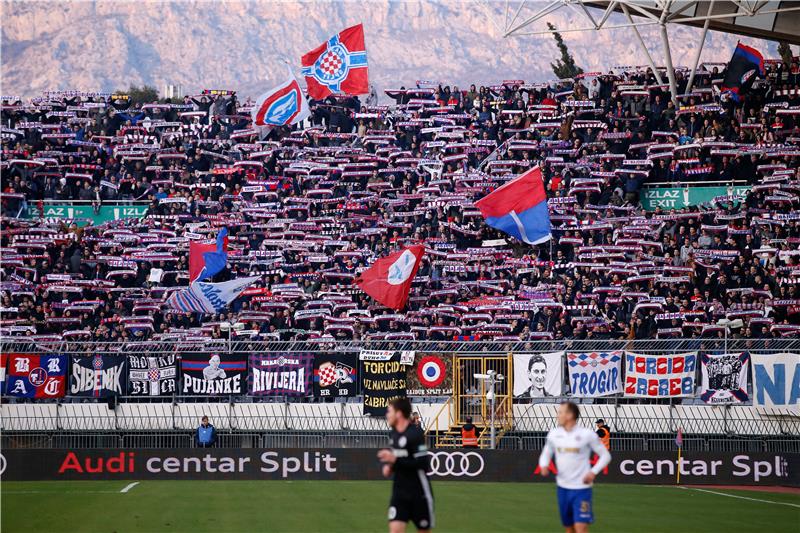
[377,397,435,533]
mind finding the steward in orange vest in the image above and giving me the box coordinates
[595,419,611,450]
[461,417,479,448]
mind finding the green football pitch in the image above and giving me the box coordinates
[2,480,798,533]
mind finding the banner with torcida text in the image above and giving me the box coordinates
[180,353,246,395]
[567,351,623,398]
[624,352,697,398]
[248,353,313,397]
[360,350,407,415]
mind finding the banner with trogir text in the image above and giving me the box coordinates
[5,353,67,399]
[624,352,697,398]
[567,351,623,398]
[69,355,127,397]
[360,349,407,415]
[406,354,453,396]
[700,352,750,404]
[180,353,246,395]
[313,352,358,398]
[751,353,799,411]
[128,354,178,397]
[513,352,564,398]
[248,353,313,397]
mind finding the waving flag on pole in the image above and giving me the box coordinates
[251,69,310,128]
[475,166,552,245]
[189,228,229,283]
[720,42,764,102]
[167,276,260,314]
[355,245,424,310]
[301,23,369,100]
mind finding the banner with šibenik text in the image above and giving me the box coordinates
[69,355,127,397]
[313,352,358,398]
[360,350,407,415]
[128,355,178,397]
[624,352,696,397]
[567,351,622,398]
[700,352,749,404]
[180,353,246,395]
[751,353,799,412]
[249,353,313,397]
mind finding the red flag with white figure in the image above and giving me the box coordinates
[354,245,424,310]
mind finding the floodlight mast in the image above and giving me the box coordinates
[473,369,505,449]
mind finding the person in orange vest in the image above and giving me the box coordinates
[461,417,479,448]
[595,419,611,451]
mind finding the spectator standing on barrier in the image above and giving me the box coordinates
[461,416,479,448]
[595,419,611,451]
[196,415,216,448]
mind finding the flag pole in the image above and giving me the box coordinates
[676,426,683,485]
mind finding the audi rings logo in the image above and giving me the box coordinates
[0,453,6,476]
[428,452,484,477]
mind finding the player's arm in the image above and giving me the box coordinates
[538,434,554,476]
[584,432,611,483]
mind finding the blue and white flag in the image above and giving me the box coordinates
[167,276,260,314]
[567,351,623,398]
[251,69,310,128]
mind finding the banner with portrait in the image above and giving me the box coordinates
[513,352,564,398]
[313,352,358,398]
[249,353,313,397]
[567,351,623,398]
[180,353,246,395]
[624,352,697,398]
[5,354,67,399]
[361,352,407,415]
[406,354,453,396]
[700,352,750,404]
[128,354,178,397]
[751,352,799,410]
[69,355,127,397]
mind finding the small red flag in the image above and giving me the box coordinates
[354,245,424,310]
[675,427,683,448]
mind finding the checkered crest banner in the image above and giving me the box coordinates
[567,352,623,397]
[313,352,358,398]
[128,355,177,396]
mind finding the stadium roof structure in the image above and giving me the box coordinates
[484,0,800,104]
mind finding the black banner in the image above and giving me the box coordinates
[248,353,313,397]
[1,449,797,486]
[69,355,127,397]
[180,353,246,395]
[128,355,177,397]
[361,354,407,416]
[313,352,358,398]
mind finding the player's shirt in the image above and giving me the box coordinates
[538,425,612,489]
[389,424,431,496]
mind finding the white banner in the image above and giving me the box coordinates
[624,352,697,398]
[567,351,623,397]
[700,353,750,404]
[513,352,563,398]
[752,353,799,411]
[359,350,415,365]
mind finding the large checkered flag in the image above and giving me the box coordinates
[301,23,369,100]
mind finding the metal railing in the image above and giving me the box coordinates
[3,337,800,355]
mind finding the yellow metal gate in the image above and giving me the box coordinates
[453,354,513,435]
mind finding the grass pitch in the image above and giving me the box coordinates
[2,480,798,533]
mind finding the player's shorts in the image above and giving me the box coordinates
[388,492,435,530]
[557,486,593,526]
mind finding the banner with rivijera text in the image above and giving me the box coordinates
[700,352,750,404]
[751,353,799,412]
[360,350,407,415]
[128,354,178,397]
[180,353,246,395]
[69,355,127,397]
[624,352,697,397]
[406,354,453,396]
[4,353,67,399]
[513,352,564,398]
[249,353,313,397]
[313,352,358,398]
[567,351,623,398]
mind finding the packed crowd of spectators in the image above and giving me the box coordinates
[2,56,800,345]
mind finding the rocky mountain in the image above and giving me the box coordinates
[1,0,778,100]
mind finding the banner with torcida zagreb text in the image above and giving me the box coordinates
[1,449,797,486]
